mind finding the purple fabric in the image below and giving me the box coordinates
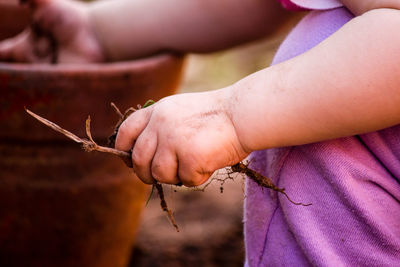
[244,7,400,267]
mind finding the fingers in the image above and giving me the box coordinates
[115,108,155,184]
[0,0,56,63]
[141,141,210,187]
[31,0,88,42]
[131,128,157,184]
[151,147,180,185]
[32,35,53,58]
[150,143,211,187]
[115,108,152,152]
[0,31,35,62]
[0,39,14,62]
[32,2,65,40]
[115,104,214,187]
[178,159,213,187]
[0,30,54,63]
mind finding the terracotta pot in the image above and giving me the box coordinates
[0,54,185,267]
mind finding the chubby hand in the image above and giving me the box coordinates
[115,90,249,186]
[0,0,104,63]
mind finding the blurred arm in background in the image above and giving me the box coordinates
[89,0,291,60]
[0,0,291,63]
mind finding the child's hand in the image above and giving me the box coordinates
[0,0,104,63]
[115,90,249,186]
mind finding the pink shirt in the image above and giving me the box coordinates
[244,2,400,267]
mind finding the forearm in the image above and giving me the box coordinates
[341,0,400,15]
[88,0,290,61]
[227,9,400,151]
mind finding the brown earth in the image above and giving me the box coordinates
[129,178,246,267]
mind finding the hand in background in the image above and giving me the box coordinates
[0,0,104,63]
[115,90,249,187]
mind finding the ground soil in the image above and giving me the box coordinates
[129,175,245,267]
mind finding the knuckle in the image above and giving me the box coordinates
[179,170,210,187]
[131,150,145,168]
[114,123,129,149]
[182,179,200,187]
[117,121,129,136]
[132,160,153,185]
[151,164,163,180]
[151,165,169,184]
[138,176,154,185]
[194,173,211,187]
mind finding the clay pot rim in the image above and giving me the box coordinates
[0,53,183,74]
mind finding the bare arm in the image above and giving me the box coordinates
[0,0,292,63]
[89,0,291,61]
[230,7,400,151]
[115,4,400,186]
[341,0,400,15]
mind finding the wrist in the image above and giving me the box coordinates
[217,84,253,154]
[222,67,284,152]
